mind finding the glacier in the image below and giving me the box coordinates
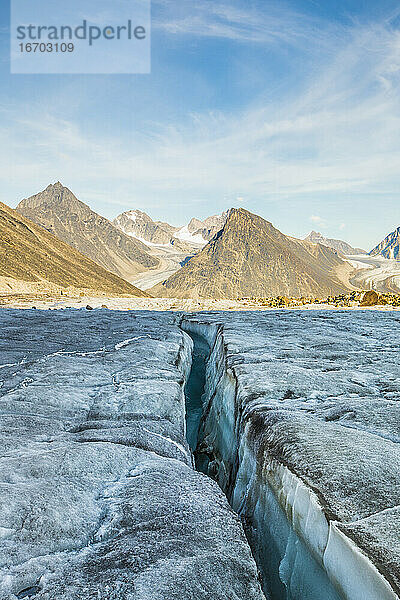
[181,310,400,600]
[1,307,400,600]
[0,309,264,600]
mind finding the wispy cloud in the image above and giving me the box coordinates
[154,0,335,50]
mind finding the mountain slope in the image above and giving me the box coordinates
[0,201,148,297]
[304,231,366,255]
[369,227,400,260]
[17,183,159,281]
[113,209,177,245]
[151,208,353,299]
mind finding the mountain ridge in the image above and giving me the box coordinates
[114,208,227,249]
[304,230,366,255]
[113,209,192,251]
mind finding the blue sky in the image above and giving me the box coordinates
[1,0,400,249]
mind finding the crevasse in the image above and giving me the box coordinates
[180,318,399,600]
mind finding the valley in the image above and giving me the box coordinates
[130,244,199,290]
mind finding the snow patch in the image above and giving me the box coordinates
[126,211,137,223]
[175,225,206,245]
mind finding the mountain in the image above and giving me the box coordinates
[0,201,148,297]
[175,212,227,245]
[17,183,159,281]
[304,231,366,255]
[113,209,228,291]
[369,227,400,260]
[113,209,190,251]
[113,209,227,249]
[150,208,353,299]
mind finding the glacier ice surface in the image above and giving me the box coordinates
[0,309,264,600]
[183,310,400,600]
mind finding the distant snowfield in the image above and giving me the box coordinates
[175,225,206,245]
[345,256,375,271]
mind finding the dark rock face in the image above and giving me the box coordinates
[0,201,147,297]
[0,310,265,600]
[305,230,366,255]
[17,183,159,280]
[152,208,353,299]
[370,226,400,260]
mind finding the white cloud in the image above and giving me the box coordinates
[310,215,327,229]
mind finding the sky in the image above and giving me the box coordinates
[1,0,400,249]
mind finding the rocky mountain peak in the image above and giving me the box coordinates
[187,217,204,233]
[176,210,228,245]
[16,184,158,280]
[0,200,147,296]
[370,226,400,260]
[151,207,351,299]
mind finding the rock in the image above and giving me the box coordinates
[360,290,380,306]
[369,226,400,259]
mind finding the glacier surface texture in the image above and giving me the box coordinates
[0,309,264,600]
[182,310,400,600]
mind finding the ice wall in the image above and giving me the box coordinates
[182,312,400,600]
